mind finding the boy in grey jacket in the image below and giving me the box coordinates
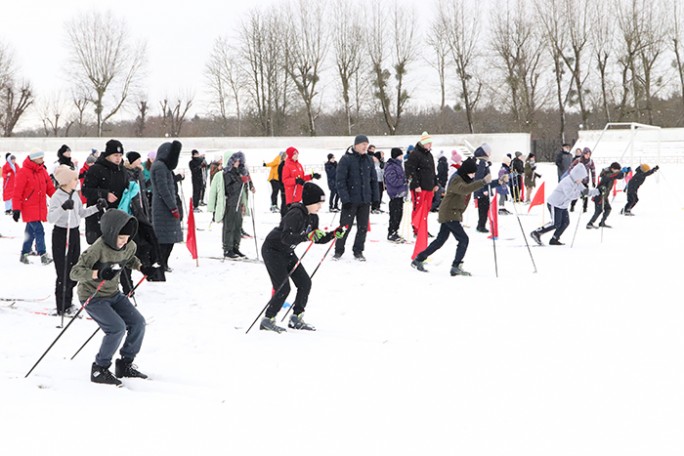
[48,165,103,316]
[70,209,163,386]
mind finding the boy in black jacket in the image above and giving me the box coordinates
[260,183,343,333]
[587,162,626,229]
[621,164,659,215]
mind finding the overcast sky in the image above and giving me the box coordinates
[0,0,462,129]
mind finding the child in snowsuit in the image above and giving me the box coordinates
[530,164,599,246]
[586,162,626,229]
[70,209,164,386]
[410,157,495,277]
[622,164,659,215]
[260,183,344,333]
[47,165,104,316]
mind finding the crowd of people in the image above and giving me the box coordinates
[1,134,661,384]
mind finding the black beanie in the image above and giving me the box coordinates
[192,149,199,156]
[5,152,10,161]
[391,147,403,159]
[354,134,369,145]
[126,151,141,164]
[104,139,124,157]
[458,157,478,176]
[610,162,621,170]
[327,153,334,160]
[57,144,71,158]
[302,182,326,206]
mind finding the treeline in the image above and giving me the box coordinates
[2,0,684,150]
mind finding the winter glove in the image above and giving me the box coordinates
[61,199,75,210]
[241,175,251,183]
[535,173,542,178]
[170,208,181,219]
[312,173,321,180]
[483,174,493,184]
[307,229,326,242]
[653,165,659,172]
[621,166,631,174]
[262,161,267,167]
[141,265,166,282]
[12,210,20,222]
[588,188,600,198]
[295,177,305,185]
[333,226,347,239]
[581,188,589,197]
[97,263,121,281]
[96,198,108,211]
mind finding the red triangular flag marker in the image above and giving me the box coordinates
[488,192,499,239]
[186,198,198,263]
[528,182,545,213]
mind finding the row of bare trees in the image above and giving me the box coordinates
[4,0,684,140]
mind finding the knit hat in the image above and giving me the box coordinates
[57,144,71,158]
[126,151,141,165]
[327,153,334,160]
[5,152,11,161]
[391,147,403,159]
[29,151,45,160]
[515,151,522,158]
[407,145,414,152]
[458,157,478,175]
[640,164,650,172]
[583,147,592,155]
[302,182,326,206]
[502,156,511,166]
[610,162,621,171]
[418,131,432,145]
[451,150,462,164]
[285,146,299,160]
[86,154,97,165]
[481,143,492,156]
[104,139,124,157]
[354,135,369,146]
[147,150,157,161]
[53,164,78,187]
[192,149,200,156]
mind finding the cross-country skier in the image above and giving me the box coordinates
[621,164,659,215]
[586,162,626,229]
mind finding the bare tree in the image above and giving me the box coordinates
[72,93,90,136]
[367,0,417,135]
[490,0,547,131]
[206,36,244,136]
[134,99,148,137]
[437,0,483,133]
[284,0,328,136]
[160,95,194,137]
[331,0,365,135]
[38,93,71,136]
[66,10,146,137]
[590,0,615,123]
[672,0,684,120]
[427,4,450,112]
[0,41,33,137]
[562,0,592,127]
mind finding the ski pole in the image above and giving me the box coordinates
[509,196,538,273]
[59,193,73,329]
[280,235,340,323]
[70,275,147,361]
[249,190,259,261]
[570,203,584,248]
[25,280,106,378]
[245,240,315,334]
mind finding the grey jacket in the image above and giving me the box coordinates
[48,188,99,229]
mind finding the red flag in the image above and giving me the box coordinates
[519,175,525,201]
[527,182,545,213]
[186,198,198,261]
[411,190,434,260]
[488,192,499,239]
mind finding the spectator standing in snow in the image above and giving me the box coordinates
[3,153,19,214]
[569,147,596,213]
[70,209,164,386]
[324,153,340,212]
[371,151,385,214]
[622,164,659,215]
[384,147,408,243]
[189,149,207,210]
[523,153,541,203]
[12,151,56,265]
[531,164,599,246]
[555,143,573,182]
[405,132,439,234]
[263,151,285,213]
[472,143,493,233]
[510,151,525,202]
[334,134,379,261]
[259,183,343,333]
[497,156,512,215]
[281,147,321,216]
[222,151,254,260]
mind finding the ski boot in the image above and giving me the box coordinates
[353,252,366,262]
[115,358,148,379]
[549,237,564,246]
[233,247,247,259]
[224,250,240,260]
[450,264,472,277]
[40,254,53,265]
[288,313,316,331]
[586,223,598,230]
[260,317,286,333]
[19,253,29,264]
[530,230,543,246]
[411,258,428,272]
[91,363,122,386]
[598,222,612,228]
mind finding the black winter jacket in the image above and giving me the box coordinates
[82,156,130,244]
[262,203,333,254]
[335,146,379,205]
[405,143,437,191]
[437,156,448,187]
[189,157,206,184]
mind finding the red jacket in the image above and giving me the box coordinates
[12,157,56,222]
[2,160,20,202]
[281,158,311,205]
[78,162,90,203]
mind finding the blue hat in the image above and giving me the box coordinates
[29,151,45,160]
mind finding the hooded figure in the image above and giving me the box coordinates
[150,141,183,270]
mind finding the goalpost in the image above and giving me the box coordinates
[577,122,662,168]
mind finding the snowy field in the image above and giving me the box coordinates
[1,155,683,456]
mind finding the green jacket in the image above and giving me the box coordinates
[438,174,488,223]
[70,209,142,301]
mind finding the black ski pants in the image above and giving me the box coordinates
[52,226,80,313]
[335,203,370,256]
[262,246,311,319]
[476,195,490,230]
[388,197,403,236]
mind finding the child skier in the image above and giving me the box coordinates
[260,183,344,333]
[586,162,626,229]
[530,164,599,246]
[410,157,496,277]
[621,164,659,215]
[47,165,104,316]
[70,209,163,386]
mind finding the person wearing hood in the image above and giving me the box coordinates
[70,209,164,386]
[82,140,129,244]
[411,157,497,276]
[12,151,56,264]
[334,134,379,261]
[531,163,599,246]
[622,163,659,215]
[472,143,493,233]
[150,141,184,272]
[189,149,207,210]
[222,151,254,259]
[281,146,321,216]
[3,153,19,215]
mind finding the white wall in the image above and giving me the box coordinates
[575,127,684,166]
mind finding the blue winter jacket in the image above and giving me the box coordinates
[383,158,408,199]
[335,146,379,205]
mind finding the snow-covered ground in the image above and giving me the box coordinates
[1,157,683,456]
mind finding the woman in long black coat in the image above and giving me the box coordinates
[150,141,183,271]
